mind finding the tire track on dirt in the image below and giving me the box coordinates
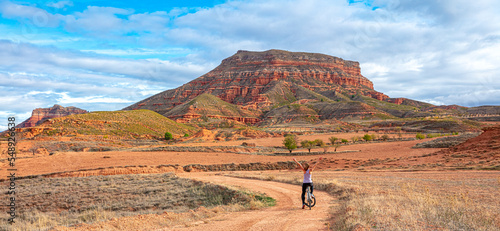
[174,173,335,231]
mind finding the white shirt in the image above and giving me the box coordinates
[303,169,312,183]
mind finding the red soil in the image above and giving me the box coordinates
[0,138,441,177]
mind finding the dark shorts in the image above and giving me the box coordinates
[301,182,313,204]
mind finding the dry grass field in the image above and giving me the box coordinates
[0,173,274,231]
[225,170,500,230]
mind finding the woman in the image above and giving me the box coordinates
[293,157,322,209]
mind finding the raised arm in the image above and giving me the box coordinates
[292,158,305,171]
[310,157,323,171]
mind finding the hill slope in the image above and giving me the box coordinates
[164,93,261,124]
[18,110,196,139]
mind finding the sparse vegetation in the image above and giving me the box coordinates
[25,110,196,139]
[351,136,359,142]
[416,133,426,140]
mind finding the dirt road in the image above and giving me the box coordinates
[175,173,334,231]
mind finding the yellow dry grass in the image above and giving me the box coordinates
[226,170,500,230]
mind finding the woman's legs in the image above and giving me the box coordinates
[301,183,307,205]
[301,183,313,205]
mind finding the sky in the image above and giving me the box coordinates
[1,0,499,130]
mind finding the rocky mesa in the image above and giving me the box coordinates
[125,49,388,113]
[17,104,88,128]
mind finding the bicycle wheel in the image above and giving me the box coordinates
[306,186,316,209]
[310,193,316,208]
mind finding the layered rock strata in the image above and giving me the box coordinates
[125,49,388,115]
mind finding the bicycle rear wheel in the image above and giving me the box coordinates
[306,186,316,209]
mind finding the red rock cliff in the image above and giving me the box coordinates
[125,49,388,114]
[17,104,88,128]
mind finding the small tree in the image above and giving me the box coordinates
[283,134,298,153]
[341,139,348,144]
[313,139,324,147]
[329,136,338,145]
[371,134,378,141]
[321,142,328,153]
[381,134,389,141]
[29,144,40,156]
[313,139,326,153]
[301,140,313,153]
[165,132,173,141]
[333,143,341,152]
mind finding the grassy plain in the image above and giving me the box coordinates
[226,170,500,230]
[0,173,274,231]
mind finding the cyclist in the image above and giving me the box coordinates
[293,157,322,209]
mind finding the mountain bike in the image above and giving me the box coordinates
[305,185,316,210]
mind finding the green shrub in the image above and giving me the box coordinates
[363,134,372,141]
[416,133,425,140]
[341,139,349,143]
[184,133,190,137]
[165,132,173,141]
[381,134,389,141]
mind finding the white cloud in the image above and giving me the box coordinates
[64,6,133,35]
[81,47,190,56]
[56,92,134,104]
[47,1,73,9]
[0,40,210,83]
[0,1,63,27]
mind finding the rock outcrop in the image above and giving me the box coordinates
[124,49,388,115]
[17,104,88,128]
[385,98,432,108]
